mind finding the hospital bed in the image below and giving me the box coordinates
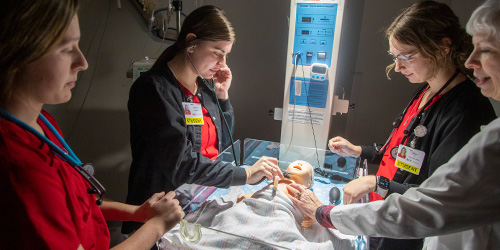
[158,139,369,250]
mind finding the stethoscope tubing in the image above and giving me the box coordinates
[0,107,82,166]
[0,107,106,204]
[378,70,459,153]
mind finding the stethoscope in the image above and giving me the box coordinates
[0,107,106,205]
[185,50,240,166]
[377,70,460,153]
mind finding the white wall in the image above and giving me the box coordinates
[46,0,495,240]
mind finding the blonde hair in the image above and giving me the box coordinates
[0,0,80,104]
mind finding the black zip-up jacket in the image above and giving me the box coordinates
[122,63,246,234]
[361,79,496,250]
[361,79,496,195]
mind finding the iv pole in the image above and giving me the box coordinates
[173,0,182,37]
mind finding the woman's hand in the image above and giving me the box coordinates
[286,183,324,219]
[151,191,184,231]
[328,136,362,157]
[108,192,184,249]
[213,66,232,100]
[245,156,284,184]
[342,175,377,204]
[132,192,165,222]
[135,191,184,232]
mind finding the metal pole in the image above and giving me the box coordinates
[172,0,182,38]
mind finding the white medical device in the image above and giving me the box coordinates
[132,57,156,81]
[280,0,348,164]
[310,63,329,81]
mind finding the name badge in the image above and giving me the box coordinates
[182,102,204,125]
[394,144,425,175]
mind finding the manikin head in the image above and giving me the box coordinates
[286,160,314,189]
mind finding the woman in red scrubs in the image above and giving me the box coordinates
[0,1,183,249]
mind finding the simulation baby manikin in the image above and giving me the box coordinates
[238,160,315,228]
[159,158,357,250]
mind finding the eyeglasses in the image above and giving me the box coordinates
[388,51,418,67]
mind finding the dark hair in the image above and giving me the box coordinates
[385,0,473,79]
[153,5,235,68]
[0,0,80,104]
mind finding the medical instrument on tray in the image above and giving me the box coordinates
[329,187,341,205]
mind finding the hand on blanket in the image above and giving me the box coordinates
[245,156,284,184]
[286,183,324,220]
[135,191,185,232]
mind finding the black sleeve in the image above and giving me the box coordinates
[128,75,246,191]
[217,98,235,149]
[360,144,384,165]
[387,90,496,196]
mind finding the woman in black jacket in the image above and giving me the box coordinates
[123,5,283,235]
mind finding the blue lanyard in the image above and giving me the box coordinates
[0,107,81,166]
[0,107,106,205]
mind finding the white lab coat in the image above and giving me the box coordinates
[329,118,500,250]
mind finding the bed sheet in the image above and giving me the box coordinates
[160,185,357,250]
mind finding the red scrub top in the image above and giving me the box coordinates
[181,83,219,160]
[0,110,110,250]
[370,88,442,201]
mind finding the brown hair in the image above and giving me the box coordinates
[0,0,80,104]
[385,0,473,79]
[153,5,235,68]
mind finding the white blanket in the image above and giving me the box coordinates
[159,186,357,250]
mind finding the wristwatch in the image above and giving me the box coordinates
[375,176,390,196]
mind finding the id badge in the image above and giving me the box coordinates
[394,144,425,175]
[182,102,204,125]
